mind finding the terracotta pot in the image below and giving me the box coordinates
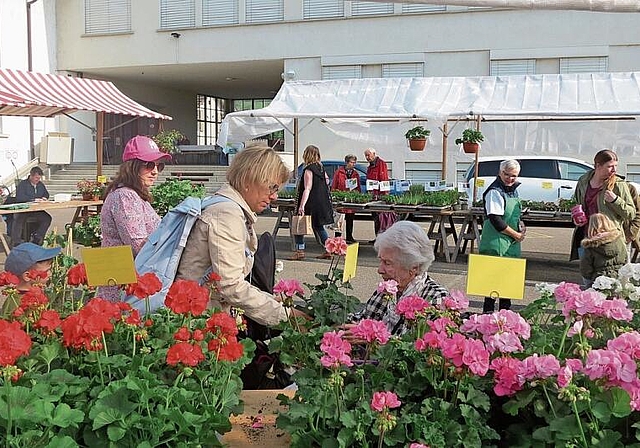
[82,192,93,201]
[408,138,426,151]
[463,142,479,154]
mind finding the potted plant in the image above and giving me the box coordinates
[76,179,105,201]
[404,125,431,151]
[152,129,186,155]
[455,128,484,153]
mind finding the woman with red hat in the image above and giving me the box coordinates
[98,136,170,299]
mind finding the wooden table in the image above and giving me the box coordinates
[0,200,103,254]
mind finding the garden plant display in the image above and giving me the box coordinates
[271,243,640,447]
[0,256,252,447]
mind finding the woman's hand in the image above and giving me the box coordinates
[604,189,617,203]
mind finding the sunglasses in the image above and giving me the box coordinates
[145,161,165,172]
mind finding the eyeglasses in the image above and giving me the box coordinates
[501,171,518,179]
[268,183,280,195]
[145,161,165,172]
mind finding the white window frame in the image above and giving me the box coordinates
[322,65,363,80]
[84,0,131,34]
[304,0,344,19]
[560,56,608,74]
[490,59,536,76]
[202,0,239,26]
[246,0,284,23]
[159,0,196,29]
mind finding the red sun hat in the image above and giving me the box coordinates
[122,135,172,163]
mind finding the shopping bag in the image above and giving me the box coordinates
[291,215,313,235]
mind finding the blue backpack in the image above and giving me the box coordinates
[125,195,231,313]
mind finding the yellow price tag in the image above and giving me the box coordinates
[476,179,485,187]
[97,175,108,184]
[541,182,553,189]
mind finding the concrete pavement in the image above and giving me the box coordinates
[1,208,582,313]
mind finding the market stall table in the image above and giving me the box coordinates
[0,199,103,254]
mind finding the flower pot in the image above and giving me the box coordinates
[408,138,426,151]
[82,192,93,201]
[463,142,479,154]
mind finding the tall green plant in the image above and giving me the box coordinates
[151,179,206,217]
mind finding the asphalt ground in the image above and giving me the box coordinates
[0,208,581,314]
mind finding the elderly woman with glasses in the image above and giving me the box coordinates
[177,145,309,327]
[479,159,525,313]
[343,221,449,337]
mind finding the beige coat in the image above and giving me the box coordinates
[176,184,288,326]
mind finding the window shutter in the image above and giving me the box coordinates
[401,3,445,13]
[560,57,608,74]
[404,162,442,183]
[246,0,284,23]
[85,0,131,34]
[382,63,424,78]
[203,0,239,26]
[490,59,536,76]
[304,0,344,19]
[160,0,195,29]
[322,65,362,80]
[351,1,394,16]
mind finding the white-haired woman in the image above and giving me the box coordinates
[344,220,449,336]
[479,159,525,313]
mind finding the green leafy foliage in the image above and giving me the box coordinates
[383,189,460,206]
[331,191,374,203]
[151,178,206,217]
[73,215,102,247]
[404,126,431,140]
[455,129,484,145]
[152,129,186,155]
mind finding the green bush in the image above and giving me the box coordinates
[151,179,206,217]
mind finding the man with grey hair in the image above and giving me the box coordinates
[479,159,525,313]
[364,148,390,242]
[343,220,449,336]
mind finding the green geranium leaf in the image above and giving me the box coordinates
[107,425,127,442]
[609,388,632,418]
[45,435,79,448]
[51,403,85,428]
[591,429,623,448]
[339,410,357,428]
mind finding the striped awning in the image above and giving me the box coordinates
[0,68,171,120]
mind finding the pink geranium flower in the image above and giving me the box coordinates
[440,290,470,311]
[320,330,353,368]
[461,338,490,376]
[396,295,431,320]
[273,279,304,297]
[377,280,398,295]
[557,365,573,388]
[490,356,525,397]
[415,330,447,351]
[352,319,391,345]
[554,282,582,303]
[442,333,467,367]
[583,349,637,384]
[370,391,401,412]
[608,332,640,359]
[522,354,561,381]
[325,237,348,256]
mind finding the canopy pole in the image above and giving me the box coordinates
[96,112,104,177]
[472,115,481,204]
[293,118,299,177]
[441,122,448,181]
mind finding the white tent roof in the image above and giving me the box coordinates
[218,72,640,146]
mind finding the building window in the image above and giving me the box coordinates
[405,162,442,182]
[322,65,362,80]
[382,63,424,78]
[401,3,445,13]
[160,0,196,29]
[246,0,284,23]
[490,59,536,76]
[203,0,239,26]
[560,56,608,74]
[233,99,284,148]
[304,0,344,19]
[197,95,228,145]
[351,1,394,16]
[84,0,131,34]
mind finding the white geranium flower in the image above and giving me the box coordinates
[592,276,618,292]
[619,263,640,284]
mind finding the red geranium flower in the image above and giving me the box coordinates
[164,279,209,316]
[126,272,162,299]
[124,309,141,326]
[205,312,239,338]
[0,272,19,287]
[166,341,205,367]
[174,327,191,341]
[66,263,88,286]
[208,337,244,362]
[24,269,49,284]
[34,309,62,335]
[60,298,123,351]
[15,287,49,315]
[0,320,32,366]
[203,271,222,284]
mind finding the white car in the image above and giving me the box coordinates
[465,156,594,203]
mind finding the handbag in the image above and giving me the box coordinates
[291,215,313,235]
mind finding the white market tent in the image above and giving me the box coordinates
[218,73,640,183]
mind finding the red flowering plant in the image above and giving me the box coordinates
[0,266,253,447]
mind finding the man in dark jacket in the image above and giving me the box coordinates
[11,166,51,246]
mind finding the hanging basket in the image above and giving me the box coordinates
[408,138,427,151]
[462,142,479,154]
